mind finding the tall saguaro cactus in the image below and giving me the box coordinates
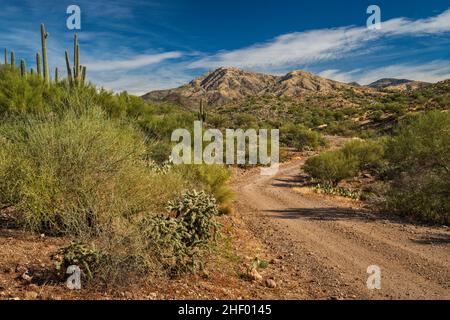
[198,99,207,124]
[36,53,41,78]
[40,23,49,84]
[20,59,26,78]
[55,67,59,83]
[3,48,7,65]
[65,50,73,85]
[74,34,79,84]
[65,34,86,87]
[10,51,15,68]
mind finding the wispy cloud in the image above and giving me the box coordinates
[85,52,183,72]
[189,9,450,71]
[319,60,450,85]
[89,63,194,95]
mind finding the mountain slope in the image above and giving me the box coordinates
[368,78,431,91]
[142,67,278,108]
[142,67,368,108]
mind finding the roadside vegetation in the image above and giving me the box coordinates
[0,27,232,286]
[303,111,449,225]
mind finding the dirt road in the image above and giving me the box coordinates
[233,156,450,300]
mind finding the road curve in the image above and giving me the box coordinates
[233,158,450,300]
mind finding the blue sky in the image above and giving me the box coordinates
[1,0,450,94]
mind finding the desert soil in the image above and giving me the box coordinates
[1,138,449,300]
[232,143,450,300]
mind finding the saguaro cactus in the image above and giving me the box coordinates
[40,23,49,84]
[55,67,59,83]
[3,48,7,65]
[36,53,41,78]
[198,100,207,123]
[65,50,73,85]
[30,68,34,75]
[10,51,15,68]
[65,34,86,87]
[74,34,80,85]
[20,59,26,78]
[81,65,86,84]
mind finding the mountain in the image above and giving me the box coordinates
[142,67,367,108]
[368,78,431,91]
[142,67,277,108]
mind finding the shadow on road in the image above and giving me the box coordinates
[264,207,370,222]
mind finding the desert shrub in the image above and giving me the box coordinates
[232,113,259,129]
[0,107,186,235]
[148,141,173,164]
[176,164,233,211]
[340,139,385,172]
[0,67,63,116]
[281,123,328,151]
[384,111,450,224]
[303,151,359,185]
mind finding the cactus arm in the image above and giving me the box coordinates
[3,48,7,65]
[55,67,59,83]
[65,50,73,85]
[81,65,86,84]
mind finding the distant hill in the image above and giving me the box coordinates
[368,78,431,91]
[142,67,372,108]
[141,69,448,136]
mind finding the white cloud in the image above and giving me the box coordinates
[89,64,194,95]
[189,9,450,71]
[319,60,450,85]
[85,52,183,72]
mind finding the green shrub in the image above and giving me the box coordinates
[0,107,186,235]
[341,139,385,171]
[303,151,359,185]
[385,111,450,224]
[176,164,233,211]
[281,123,328,151]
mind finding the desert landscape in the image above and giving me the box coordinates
[0,1,449,303]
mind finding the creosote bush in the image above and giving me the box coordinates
[384,111,449,224]
[280,123,328,151]
[303,139,385,185]
[303,151,359,186]
[176,164,233,213]
[0,107,186,235]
